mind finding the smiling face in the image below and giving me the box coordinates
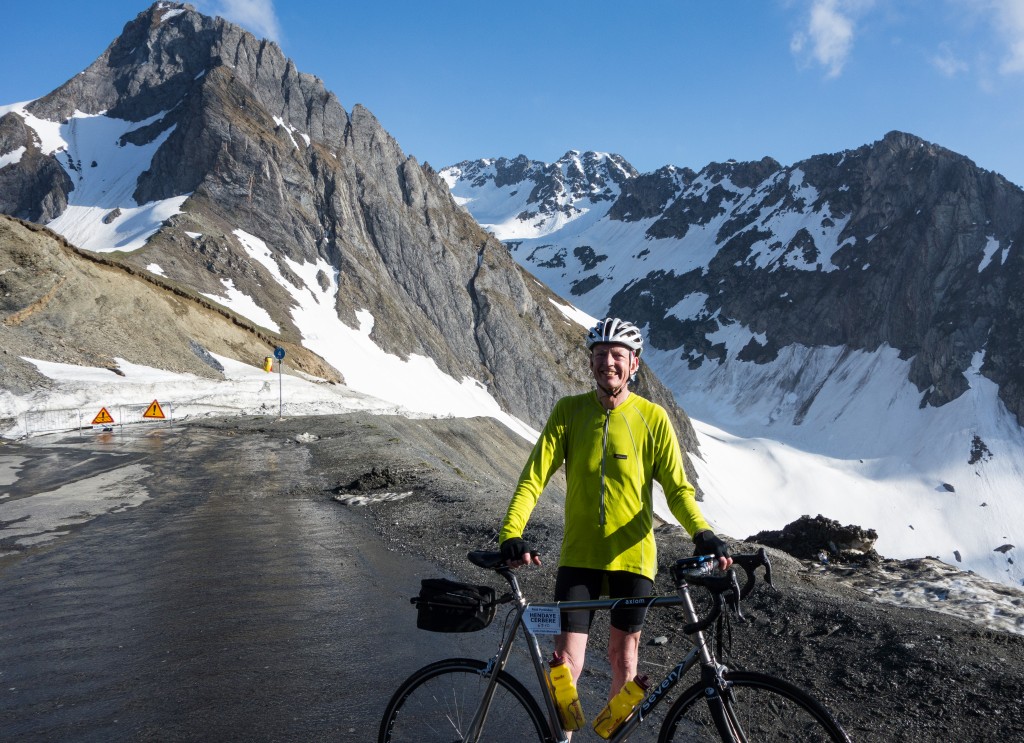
[589,343,640,392]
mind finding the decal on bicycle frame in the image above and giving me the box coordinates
[524,605,561,635]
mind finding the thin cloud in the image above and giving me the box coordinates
[195,0,282,43]
[791,0,874,79]
[931,41,969,77]
[989,0,1024,74]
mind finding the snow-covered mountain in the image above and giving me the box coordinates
[442,147,1024,586]
[0,2,692,448]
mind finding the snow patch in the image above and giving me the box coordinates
[549,298,596,328]
[642,342,1024,587]
[201,277,281,332]
[231,229,537,439]
[272,116,309,149]
[7,106,193,252]
[0,145,26,169]
[978,235,1007,272]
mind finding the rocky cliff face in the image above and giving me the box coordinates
[445,137,1024,426]
[0,2,695,447]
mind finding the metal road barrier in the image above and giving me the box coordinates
[21,407,86,438]
[18,402,175,438]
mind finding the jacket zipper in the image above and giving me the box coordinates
[599,410,611,526]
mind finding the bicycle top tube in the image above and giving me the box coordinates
[468,548,772,635]
[532,594,686,613]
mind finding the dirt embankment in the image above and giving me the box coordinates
[0,215,339,408]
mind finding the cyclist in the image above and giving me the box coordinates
[499,317,732,726]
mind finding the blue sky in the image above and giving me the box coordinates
[2,1,1024,186]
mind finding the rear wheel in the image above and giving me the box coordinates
[378,657,551,742]
[658,670,851,742]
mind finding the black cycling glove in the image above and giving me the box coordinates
[693,530,731,560]
[500,537,531,563]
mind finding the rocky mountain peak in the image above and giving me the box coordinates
[28,3,347,140]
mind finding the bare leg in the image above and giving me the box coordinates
[607,627,642,700]
[554,630,589,683]
[554,631,588,739]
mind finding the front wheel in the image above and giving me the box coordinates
[658,670,852,742]
[378,657,552,742]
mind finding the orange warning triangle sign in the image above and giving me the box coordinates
[143,400,166,419]
[92,407,115,425]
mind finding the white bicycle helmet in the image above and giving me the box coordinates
[586,317,644,357]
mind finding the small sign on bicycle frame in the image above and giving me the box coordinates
[524,605,561,635]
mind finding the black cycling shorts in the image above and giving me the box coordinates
[554,566,654,634]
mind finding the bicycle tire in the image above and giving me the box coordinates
[657,670,852,742]
[378,657,553,742]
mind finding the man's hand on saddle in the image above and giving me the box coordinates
[500,537,542,568]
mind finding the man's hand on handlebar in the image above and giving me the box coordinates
[499,537,542,568]
[693,530,733,571]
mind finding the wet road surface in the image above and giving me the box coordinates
[0,425,496,742]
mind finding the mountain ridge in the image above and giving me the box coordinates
[444,134,1024,421]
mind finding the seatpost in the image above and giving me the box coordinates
[496,565,523,599]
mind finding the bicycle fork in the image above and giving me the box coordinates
[699,662,750,743]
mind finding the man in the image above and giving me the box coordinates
[499,317,731,717]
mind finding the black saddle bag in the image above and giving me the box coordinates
[411,578,497,632]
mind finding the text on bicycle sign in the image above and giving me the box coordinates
[524,605,561,635]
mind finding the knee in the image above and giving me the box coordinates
[608,631,641,667]
[608,645,637,675]
[556,633,589,679]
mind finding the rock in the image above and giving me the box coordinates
[748,514,879,564]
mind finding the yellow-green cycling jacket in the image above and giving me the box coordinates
[499,391,711,580]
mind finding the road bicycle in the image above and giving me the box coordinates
[379,548,852,742]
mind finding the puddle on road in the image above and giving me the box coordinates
[0,463,150,547]
[0,454,25,488]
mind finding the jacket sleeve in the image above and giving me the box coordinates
[499,401,568,542]
[652,408,711,538]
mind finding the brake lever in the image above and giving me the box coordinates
[727,568,745,623]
